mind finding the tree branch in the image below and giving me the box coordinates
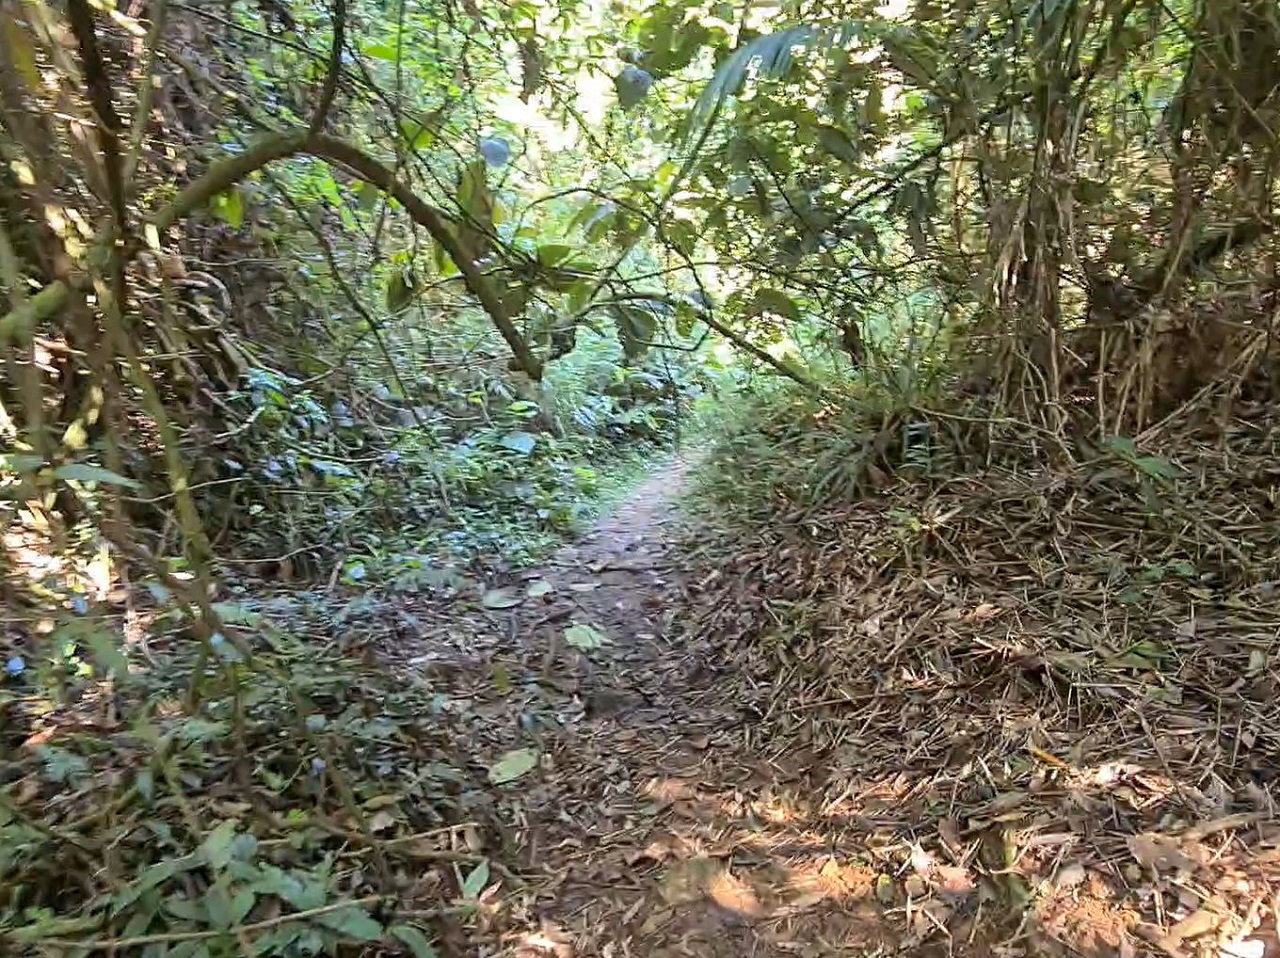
[309,0,346,134]
[5,129,542,379]
[307,133,542,379]
[66,0,127,227]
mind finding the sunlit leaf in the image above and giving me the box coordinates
[363,42,399,61]
[211,188,244,229]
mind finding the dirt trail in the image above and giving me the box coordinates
[381,456,948,958]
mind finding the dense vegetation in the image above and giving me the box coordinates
[1,0,1278,954]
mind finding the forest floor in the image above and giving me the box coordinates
[368,453,1280,958]
[382,455,930,957]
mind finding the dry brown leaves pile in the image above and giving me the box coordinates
[679,401,1280,958]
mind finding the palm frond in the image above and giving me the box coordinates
[691,21,872,127]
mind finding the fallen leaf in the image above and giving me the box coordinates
[564,623,606,651]
[482,588,523,609]
[488,748,538,785]
[569,582,600,592]
[369,809,398,833]
[527,580,554,598]
[688,734,711,750]
[708,870,762,916]
[1166,909,1221,942]
[1128,832,1195,873]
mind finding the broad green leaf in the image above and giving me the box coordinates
[390,923,439,957]
[564,623,606,651]
[1135,456,1180,479]
[363,42,400,61]
[461,859,490,899]
[815,124,859,163]
[400,119,436,150]
[487,748,537,784]
[527,579,553,598]
[316,904,383,941]
[54,463,141,490]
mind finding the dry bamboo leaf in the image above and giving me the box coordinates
[1166,909,1222,942]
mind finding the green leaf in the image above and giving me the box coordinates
[229,889,256,925]
[537,243,575,267]
[211,188,244,229]
[200,820,239,870]
[400,119,436,150]
[387,269,416,312]
[1134,456,1180,479]
[1104,435,1138,457]
[461,860,490,899]
[363,42,400,61]
[356,182,381,210]
[563,623,606,651]
[499,432,537,455]
[316,904,384,941]
[815,124,859,163]
[0,452,43,473]
[54,463,141,490]
[487,748,537,784]
[746,288,799,320]
[527,579,554,598]
[85,629,128,676]
[390,924,439,957]
[211,602,262,627]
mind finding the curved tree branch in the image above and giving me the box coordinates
[4,128,543,379]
